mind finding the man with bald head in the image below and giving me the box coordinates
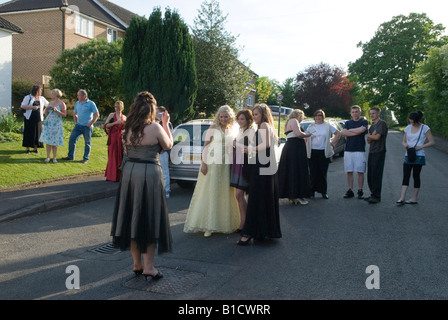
[62,90,99,164]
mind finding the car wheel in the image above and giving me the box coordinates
[176,180,196,189]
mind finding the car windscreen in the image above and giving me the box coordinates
[173,124,210,146]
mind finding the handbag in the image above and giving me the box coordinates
[407,126,423,163]
[407,147,417,163]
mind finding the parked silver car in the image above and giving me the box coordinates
[168,120,213,188]
[169,119,285,188]
[300,118,346,157]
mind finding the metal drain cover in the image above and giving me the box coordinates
[123,266,205,295]
[89,243,121,255]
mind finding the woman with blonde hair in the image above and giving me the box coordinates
[111,91,173,280]
[238,103,281,245]
[184,105,240,237]
[278,109,312,205]
[39,89,67,163]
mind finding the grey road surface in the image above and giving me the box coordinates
[1,130,448,302]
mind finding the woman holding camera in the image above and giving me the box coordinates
[39,89,67,163]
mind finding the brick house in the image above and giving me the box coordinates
[0,0,136,86]
[245,69,258,109]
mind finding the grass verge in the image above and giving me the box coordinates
[0,130,108,190]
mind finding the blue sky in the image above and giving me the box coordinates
[110,0,448,83]
[2,0,448,83]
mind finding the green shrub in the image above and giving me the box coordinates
[0,110,22,133]
[11,78,34,117]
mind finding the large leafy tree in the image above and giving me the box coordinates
[50,38,123,113]
[295,62,353,117]
[278,77,297,109]
[411,44,448,138]
[192,0,251,116]
[255,76,274,103]
[159,9,198,123]
[122,8,197,124]
[349,13,448,124]
[121,15,148,103]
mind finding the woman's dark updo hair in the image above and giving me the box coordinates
[409,111,423,124]
[31,85,41,96]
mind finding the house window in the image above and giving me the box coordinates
[75,14,94,38]
[107,28,118,43]
[246,95,254,107]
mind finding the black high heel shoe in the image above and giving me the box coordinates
[237,236,253,246]
[133,269,143,276]
[143,271,163,281]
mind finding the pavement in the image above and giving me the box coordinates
[0,174,119,223]
[1,133,448,223]
[1,131,448,302]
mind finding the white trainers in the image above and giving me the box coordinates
[53,159,58,163]
[44,158,50,163]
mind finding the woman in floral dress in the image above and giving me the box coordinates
[39,89,67,163]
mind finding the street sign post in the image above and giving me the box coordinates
[277,94,284,139]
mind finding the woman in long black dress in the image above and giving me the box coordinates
[278,109,312,205]
[230,109,255,232]
[20,85,49,153]
[111,92,173,280]
[238,103,281,245]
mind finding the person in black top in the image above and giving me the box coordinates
[341,105,369,199]
[20,85,49,154]
[365,107,388,204]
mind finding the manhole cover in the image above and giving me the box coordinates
[123,266,205,295]
[89,243,121,255]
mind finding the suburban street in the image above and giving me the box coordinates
[1,130,448,303]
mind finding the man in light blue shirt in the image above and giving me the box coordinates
[62,90,99,163]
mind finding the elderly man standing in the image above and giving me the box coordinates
[62,90,99,164]
[365,107,388,204]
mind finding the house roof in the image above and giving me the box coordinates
[0,15,23,33]
[95,0,136,27]
[0,0,137,30]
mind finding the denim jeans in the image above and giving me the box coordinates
[67,124,93,161]
[159,151,170,194]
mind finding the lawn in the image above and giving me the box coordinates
[0,119,109,190]
[0,115,300,190]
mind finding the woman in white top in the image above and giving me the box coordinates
[396,111,435,205]
[305,109,341,199]
[20,85,49,154]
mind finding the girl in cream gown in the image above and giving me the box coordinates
[184,105,240,237]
